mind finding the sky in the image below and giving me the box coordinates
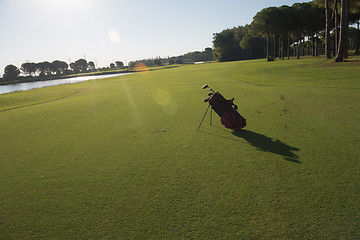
[0,0,304,76]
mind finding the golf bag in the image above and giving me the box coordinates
[198,85,246,131]
[209,92,246,131]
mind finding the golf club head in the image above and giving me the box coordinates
[208,88,216,94]
[202,84,209,89]
[208,93,214,96]
[204,97,211,102]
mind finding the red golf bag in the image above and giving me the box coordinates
[198,84,246,131]
[209,92,246,131]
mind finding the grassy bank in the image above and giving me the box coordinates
[0,56,359,239]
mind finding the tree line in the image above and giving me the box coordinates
[212,0,360,62]
[1,47,213,83]
[1,59,126,83]
[128,48,214,68]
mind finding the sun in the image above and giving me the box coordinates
[35,0,94,10]
[108,30,121,44]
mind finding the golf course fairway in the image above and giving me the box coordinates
[1,57,359,239]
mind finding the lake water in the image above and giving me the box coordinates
[0,73,131,95]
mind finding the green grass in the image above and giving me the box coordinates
[0,57,359,239]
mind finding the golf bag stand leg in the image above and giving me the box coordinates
[197,104,211,131]
[210,107,212,125]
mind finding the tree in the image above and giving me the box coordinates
[37,61,53,76]
[251,7,280,61]
[212,27,243,61]
[69,62,76,73]
[333,0,340,56]
[110,63,115,68]
[356,20,360,54]
[128,61,136,69]
[75,59,88,72]
[153,59,162,66]
[348,27,360,50]
[349,0,360,54]
[335,0,350,62]
[3,64,20,81]
[52,60,68,75]
[306,3,325,57]
[70,59,87,73]
[87,61,96,71]
[292,3,311,59]
[325,0,332,58]
[115,61,124,68]
[175,59,183,64]
[21,62,37,77]
[203,47,214,61]
[239,34,265,59]
[213,25,261,62]
[181,48,215,62]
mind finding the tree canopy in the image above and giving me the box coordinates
[3,64,20,81]
[212,0,359,62]
[21,62,37,77]
[115,61,124,68]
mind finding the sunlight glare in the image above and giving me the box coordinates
[155,89,178,115]
[134,62,149,72]
[155,90,171,106]
[108,30,121,44]
[35,0,94,11]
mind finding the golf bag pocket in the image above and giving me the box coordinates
[221,109,247,131]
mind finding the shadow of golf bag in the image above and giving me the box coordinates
[209,92,247,131]
[198,84,247,131]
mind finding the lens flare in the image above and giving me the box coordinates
[134,62,149,72]
[155,90,171,106]
[155,89,178,115]
[108,30,121,44]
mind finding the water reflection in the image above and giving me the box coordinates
[0,73,131,95]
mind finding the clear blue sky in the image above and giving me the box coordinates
[0,0,305,76]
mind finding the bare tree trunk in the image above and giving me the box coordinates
[297,40,301,59]
[303,38,306,56]
[266,33,270,61]
[273,35,276,59]
[325,0,332,58]
[279,35,281,59]
[294,35,297,57]
[356,20,360,55]
[335,0,349,62]
[311,36,315,57]
[300,38,304,57]
[315,35,318,56]
[349,39,354,50]
[281,36,284,60]
[334,0,339,56]
[287,35,290,59]
[343,0,350,58]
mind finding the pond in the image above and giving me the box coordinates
[0,73,131,95]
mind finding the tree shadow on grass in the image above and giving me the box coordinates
[232,130,301,163]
